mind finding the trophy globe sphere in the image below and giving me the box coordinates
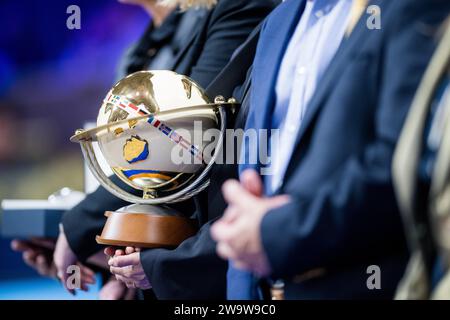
[94,70,220,199]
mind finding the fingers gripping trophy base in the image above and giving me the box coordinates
[96,205,197,248]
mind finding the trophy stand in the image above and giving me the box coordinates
[96,205,197,248]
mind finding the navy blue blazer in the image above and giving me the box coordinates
[243,0,450,299]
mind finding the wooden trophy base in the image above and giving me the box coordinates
[96,205,197,248]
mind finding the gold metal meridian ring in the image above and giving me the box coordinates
[70,102,238,143]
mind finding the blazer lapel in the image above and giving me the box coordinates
[249,0,306,133]
[281,0,387,182]
[239,0,306,174]
[291,2,374,150]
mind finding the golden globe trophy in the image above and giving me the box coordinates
[71,70,237,248]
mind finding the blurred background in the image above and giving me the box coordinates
[0,0,149,299]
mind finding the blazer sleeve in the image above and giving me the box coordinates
[188,0,278,88]
[62,176,133,261]
[260,1,450,279]
[140,220,227,300]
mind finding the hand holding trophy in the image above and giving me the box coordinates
[71,70,237,248]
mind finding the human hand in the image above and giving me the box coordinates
[107,247,151,290]
[53,227,96,294]
[11,238,57,278]
[211,169,290,277]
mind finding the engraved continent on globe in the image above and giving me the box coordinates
[123,135,149,164]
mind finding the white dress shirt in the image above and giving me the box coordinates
[267,0,352,194]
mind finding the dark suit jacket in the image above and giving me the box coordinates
[63,0,279,300]
[241,0,450,299]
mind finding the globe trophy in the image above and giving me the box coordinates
[70,70,237,248]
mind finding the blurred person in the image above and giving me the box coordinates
[210,0,450,300]
[51,0,278,300]
[10,238,97,292]
[393,17,450,300]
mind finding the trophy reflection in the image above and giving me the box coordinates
[71,70,237,248]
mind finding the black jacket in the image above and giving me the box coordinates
[63,0,279,300]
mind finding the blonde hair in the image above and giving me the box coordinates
[158,0,217,10]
